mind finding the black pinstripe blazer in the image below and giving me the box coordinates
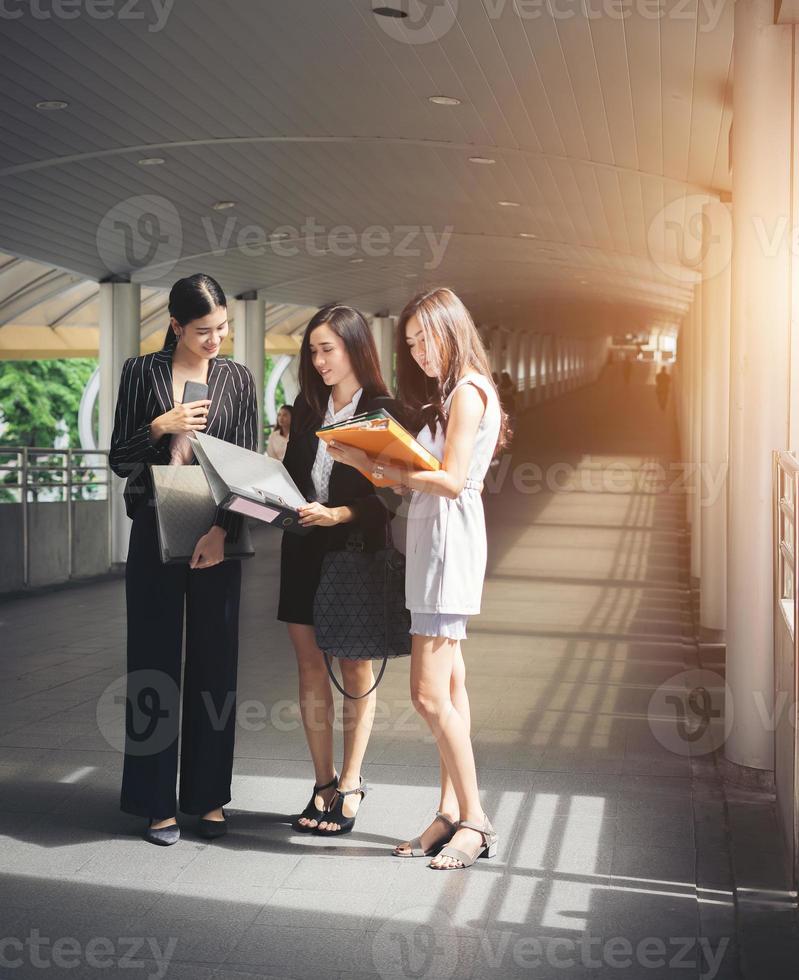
[109,349,258,538]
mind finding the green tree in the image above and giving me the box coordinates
[0,359,97,448]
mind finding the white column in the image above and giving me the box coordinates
[370,315,396,390]
[234,292,266,453]
[99,280,140,564]
[531,334,542,404]
[690,286,702,583]
[699,202,732,632]
[508,331,520,393]
[726,0,793,772]
[490,327,503,378]
[555,336,564,395]
[546,334,556,399]
[521,332,532,408]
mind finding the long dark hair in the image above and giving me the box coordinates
[396,287,509,455]
[161,273,227,350]
[297,304,388,426]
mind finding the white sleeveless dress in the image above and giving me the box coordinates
[405,372,501,639]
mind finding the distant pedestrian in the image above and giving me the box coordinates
[655,367,671,411]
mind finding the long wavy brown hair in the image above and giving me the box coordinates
[296,303,389,427]
[395,287,509,455]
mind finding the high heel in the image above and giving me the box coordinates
[292,772,338,832]
[315,776,368,836]
[393,811,458,858]
[429,815,498,870]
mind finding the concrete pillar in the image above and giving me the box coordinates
[99,280,140,564]
[699,202,732,632]
[690,285,702,583]
[490,327,503,378]
[521,332,532,408]
[531,334,542,404]
[726,0,793,772]
[546,334,557,399]
[234,292,266,453]
[370,315,396,391]
[509,331,519,389]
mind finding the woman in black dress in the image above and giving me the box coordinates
[279,304,403,836]
[110,273,257,845]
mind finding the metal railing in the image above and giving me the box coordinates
[0,446,111,588]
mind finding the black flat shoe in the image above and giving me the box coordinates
[197,810,227,839]
[144,820,180,846]
[292,772,338,832]
[315,777,368,836]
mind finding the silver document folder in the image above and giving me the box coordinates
[189,432,310,535]
[150,465,255,564]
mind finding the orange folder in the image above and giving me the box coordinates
[316,410,440,487]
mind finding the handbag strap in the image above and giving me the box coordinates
[321,534,393,699]
[323,650,388,700]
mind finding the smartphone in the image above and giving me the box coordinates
[182,381,209,404]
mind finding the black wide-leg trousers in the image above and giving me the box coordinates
[120,502,242,819]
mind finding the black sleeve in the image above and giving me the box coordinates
[109,357,170,478]
[281,391,310,492]
[212,363,258,538]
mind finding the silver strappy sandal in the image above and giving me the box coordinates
[393,811,458,858]
[429,815,498,870]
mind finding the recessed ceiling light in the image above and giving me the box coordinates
[498,200,520,207]
[373,5,407,17]
[579,280,588,284]
[405,273,417,278]
[137,157,165,166]
[269,231,289,240]
[429,95,461,106]
[35,100,68,111]
[349,257,364,264]
[212,201,236,210]
[519,232,537,239]
[469,156,496,165]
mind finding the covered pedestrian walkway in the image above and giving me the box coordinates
[1,361,795,978]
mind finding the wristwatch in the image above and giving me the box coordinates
[372,462,385,482]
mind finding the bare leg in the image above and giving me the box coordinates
[318,659,376,832]
[287,624,337,827]
[407,635,488,867]
[394,644,468,854]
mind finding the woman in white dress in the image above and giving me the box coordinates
[265,404,292,461]
[327,287,508,869]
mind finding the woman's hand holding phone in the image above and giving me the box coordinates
[150,400,211,442]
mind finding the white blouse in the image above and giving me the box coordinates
[310,388,363,503]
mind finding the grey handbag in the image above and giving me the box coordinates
[150,465,255,563]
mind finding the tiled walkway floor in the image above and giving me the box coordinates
[1,362,797,979]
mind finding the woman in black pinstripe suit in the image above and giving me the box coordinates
[109,274,257,845]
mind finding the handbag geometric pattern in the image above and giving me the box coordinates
[314,545,411,661]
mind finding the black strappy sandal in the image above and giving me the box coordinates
[292,772,338,832]
[315,776,368,836]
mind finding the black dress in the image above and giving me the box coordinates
[277,389,405,626]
